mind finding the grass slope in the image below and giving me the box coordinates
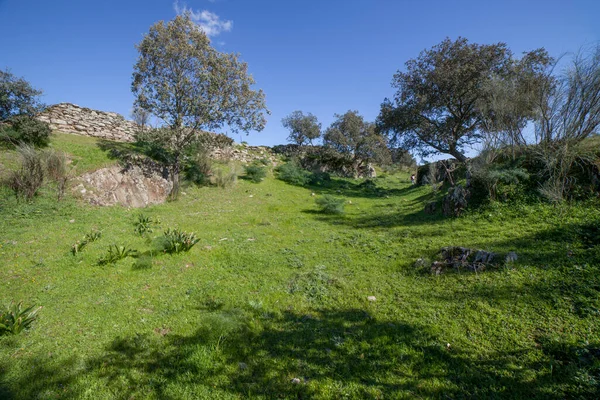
[0,133,599,399]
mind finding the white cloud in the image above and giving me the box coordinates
[173,1,233,37]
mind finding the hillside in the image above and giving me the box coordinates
[0,133,599,399]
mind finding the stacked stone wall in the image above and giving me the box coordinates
[37,103,136,142]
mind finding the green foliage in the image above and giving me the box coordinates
[131,13,268,199]
[315,194,345,214]
[308,171,331,185]
[134,213,160,237]
[377,37,550,162]
[159,228,200,254]
[324,110,391,171]
[276,160,311,186]
[42,149,69,200]
[98,244,138,265]
[2,115,52,147]
[0,69,45,120]
[244,164,267,183]
[0,301,41,335]
[71,230,102,255]
[281,110,322,145]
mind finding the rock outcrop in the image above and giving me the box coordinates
[74,165,172,208]
[37,103,137,142]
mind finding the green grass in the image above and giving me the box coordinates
[0,133,599,399]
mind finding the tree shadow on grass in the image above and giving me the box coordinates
[4,307,598,399]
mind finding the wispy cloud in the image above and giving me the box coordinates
[173,1,233,37]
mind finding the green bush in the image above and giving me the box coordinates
[244,164,267,183]
[184,149,212,185]
[0,301,41,335]
[1,115,51,147]
[309,171,331,186]
[315,195,345,214]
[159,228,200,254]
[276,160,311,186]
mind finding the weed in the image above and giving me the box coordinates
[71,230,102,255]
[134,213,160,237]
[159,228,200,254]
[98,244,138,265]
[0,301,42,335]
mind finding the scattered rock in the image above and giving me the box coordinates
[424,201,437,214]
[291,378,302,384]
[505,251,518,263]
[421,246,501,275]
[367,296,377,302]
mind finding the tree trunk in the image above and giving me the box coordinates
[169,155,181,201]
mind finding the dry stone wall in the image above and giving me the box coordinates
[37,103,137,142]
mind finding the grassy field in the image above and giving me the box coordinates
[0,133,599,399]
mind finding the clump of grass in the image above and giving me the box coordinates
[288,265,338,302]
[315,195,345,214]
[159,228,200,254]
[98,244,138,265]
[0,301,42,335]
[132,254,154,270]
[210,163,238,188]
[6,144,45,200]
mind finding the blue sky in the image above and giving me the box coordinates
[1,0,598,148]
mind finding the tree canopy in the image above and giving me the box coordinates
[131,12,268,198]
[377,37,549,162]
[0,69,45,121]
[324,110,390,173]
[281,110,321,145]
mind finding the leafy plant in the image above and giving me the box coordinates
[244,164,267,183]
[160,228,200,254]
[0,301,42,335]
[98,244,138,265]
[315,195,345,214]
[71,230,102,255]
[134,213,160,237]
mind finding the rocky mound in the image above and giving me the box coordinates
[73,165,172,208]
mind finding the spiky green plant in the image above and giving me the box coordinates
[134,213,160,236]
[0,301,42,335]
[98,244,138,265]
[160,228,200,254]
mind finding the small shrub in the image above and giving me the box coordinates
[43,149,69,200]
[5,115,51,147]
[134,213,160,237]
[276,160,311,186]
[160,228,200,254]
[211,164,238,188]
[6,144,45,200]
[184,149,212,185]
[257,158,270,166]
[0,301,41,335]
[244,164,267,183]
[315,195,345,214]
[132,255,154,270]
[98,244,138,265]
[309,171,331,186]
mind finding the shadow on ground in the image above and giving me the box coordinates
[2,306,598,399]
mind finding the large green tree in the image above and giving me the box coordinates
[377,37,549,162]
[0,69,45,120]
[132,13,268,198]
[281,110,321,145]
[324,110,390,175]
